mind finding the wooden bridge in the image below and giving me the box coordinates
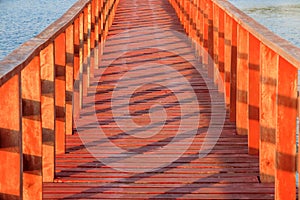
[0,0,299,199]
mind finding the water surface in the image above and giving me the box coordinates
[229,0,300,47]
[0,0,77,60]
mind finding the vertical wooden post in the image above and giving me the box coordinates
[87,3,92,86]
[94,0,99,70]
[207,0,214,79]
[248,34,260,155]
[275,58,297,199]
[83,7,89,97]
[260,44,277,182]
[236,25,248,135]
[73,17,80,121]
[212,3,219,85]
[21,56,42,200]
[224,13,232,105]
[218,8,225,93]
[79,12,84,109]
[66,25,74,136]
[55,33,66,155]
[0,74,21,200]
[229,19,237,122]
[40,43,55,182]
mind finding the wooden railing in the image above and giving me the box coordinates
[168,0,300,199]
[0,0,119,199]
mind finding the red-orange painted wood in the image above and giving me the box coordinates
[73,17,80,121]
[83,7,89,97]
[43,1,275,199]
[79,12,84,109]
[40,43,55,182]
[213,3,219,86]
[224,13,232,105]
[260,44,277,182]
[0,74,21,200]
[275,57,297,199]
[21,56,42,200]
[218,8,225,93]
[66,25,74,136]
[207,0,214,79]
[248,34,260,155]
[55,33,66,155]
[229,20,237,122]
[236,25,248,135]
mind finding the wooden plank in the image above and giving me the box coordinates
[275,57,297,199]
[224,13,232,105]
[213,3,219,85]
[73,17,80,121]
[218,8,225,93]
[229,19,237,122]
[248,34,260,155]
[21,56,42,199]
[83,7,89,97]
[55,32,66,155]
[66,25,74,136]
[40,43,55,182]
[260,44,277,182]
[236,25,248,135]
[0,74,21,200]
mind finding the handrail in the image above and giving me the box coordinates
[168,0,299,199]
[0,0,119,199]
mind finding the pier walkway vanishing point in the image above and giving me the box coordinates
[1,0,300,199]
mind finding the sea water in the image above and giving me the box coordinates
[0,0,77,60]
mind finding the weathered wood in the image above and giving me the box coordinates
[260,44,277,183]
[224,13,232,105]
[40,43,55,182]
[248,34,260,155]
[229,20,237,122]
[66,25,74,136]
[236,25,248,135]
[275,57,297,199]
[21,56,42,200]
[213,4,219,85]
[55,33,66,155]
[0,74,21,200]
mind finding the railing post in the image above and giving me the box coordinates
[224,13,232,105]
[66,25,74,136]
[213,3,219,85]
[83,7,89,97]
[21,56,42,199]
[248,34,260,155]
[73,17,80,121]
[207,0,214,79]
[79,12,84,109]
[275,57,297,199]
[260,44,277,182]
[218,8,225,93]
[236,25,248,135]
[54,32,66,155]
[0,74,21,200]
[87,3,92,85]
[40,43,55,182]
[94,0,99,70]
[90,0,96,75]
[229,19,237,122]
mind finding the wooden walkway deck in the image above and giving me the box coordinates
[43,0,274,199]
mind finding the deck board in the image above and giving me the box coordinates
[43,0,275,199]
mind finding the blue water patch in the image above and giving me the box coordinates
[229,0,300,47]
[0,0,78,60]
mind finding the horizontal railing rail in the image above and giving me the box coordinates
[0,0,119,199]
[168,0,300,199]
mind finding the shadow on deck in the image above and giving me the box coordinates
[43,0,274,199]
